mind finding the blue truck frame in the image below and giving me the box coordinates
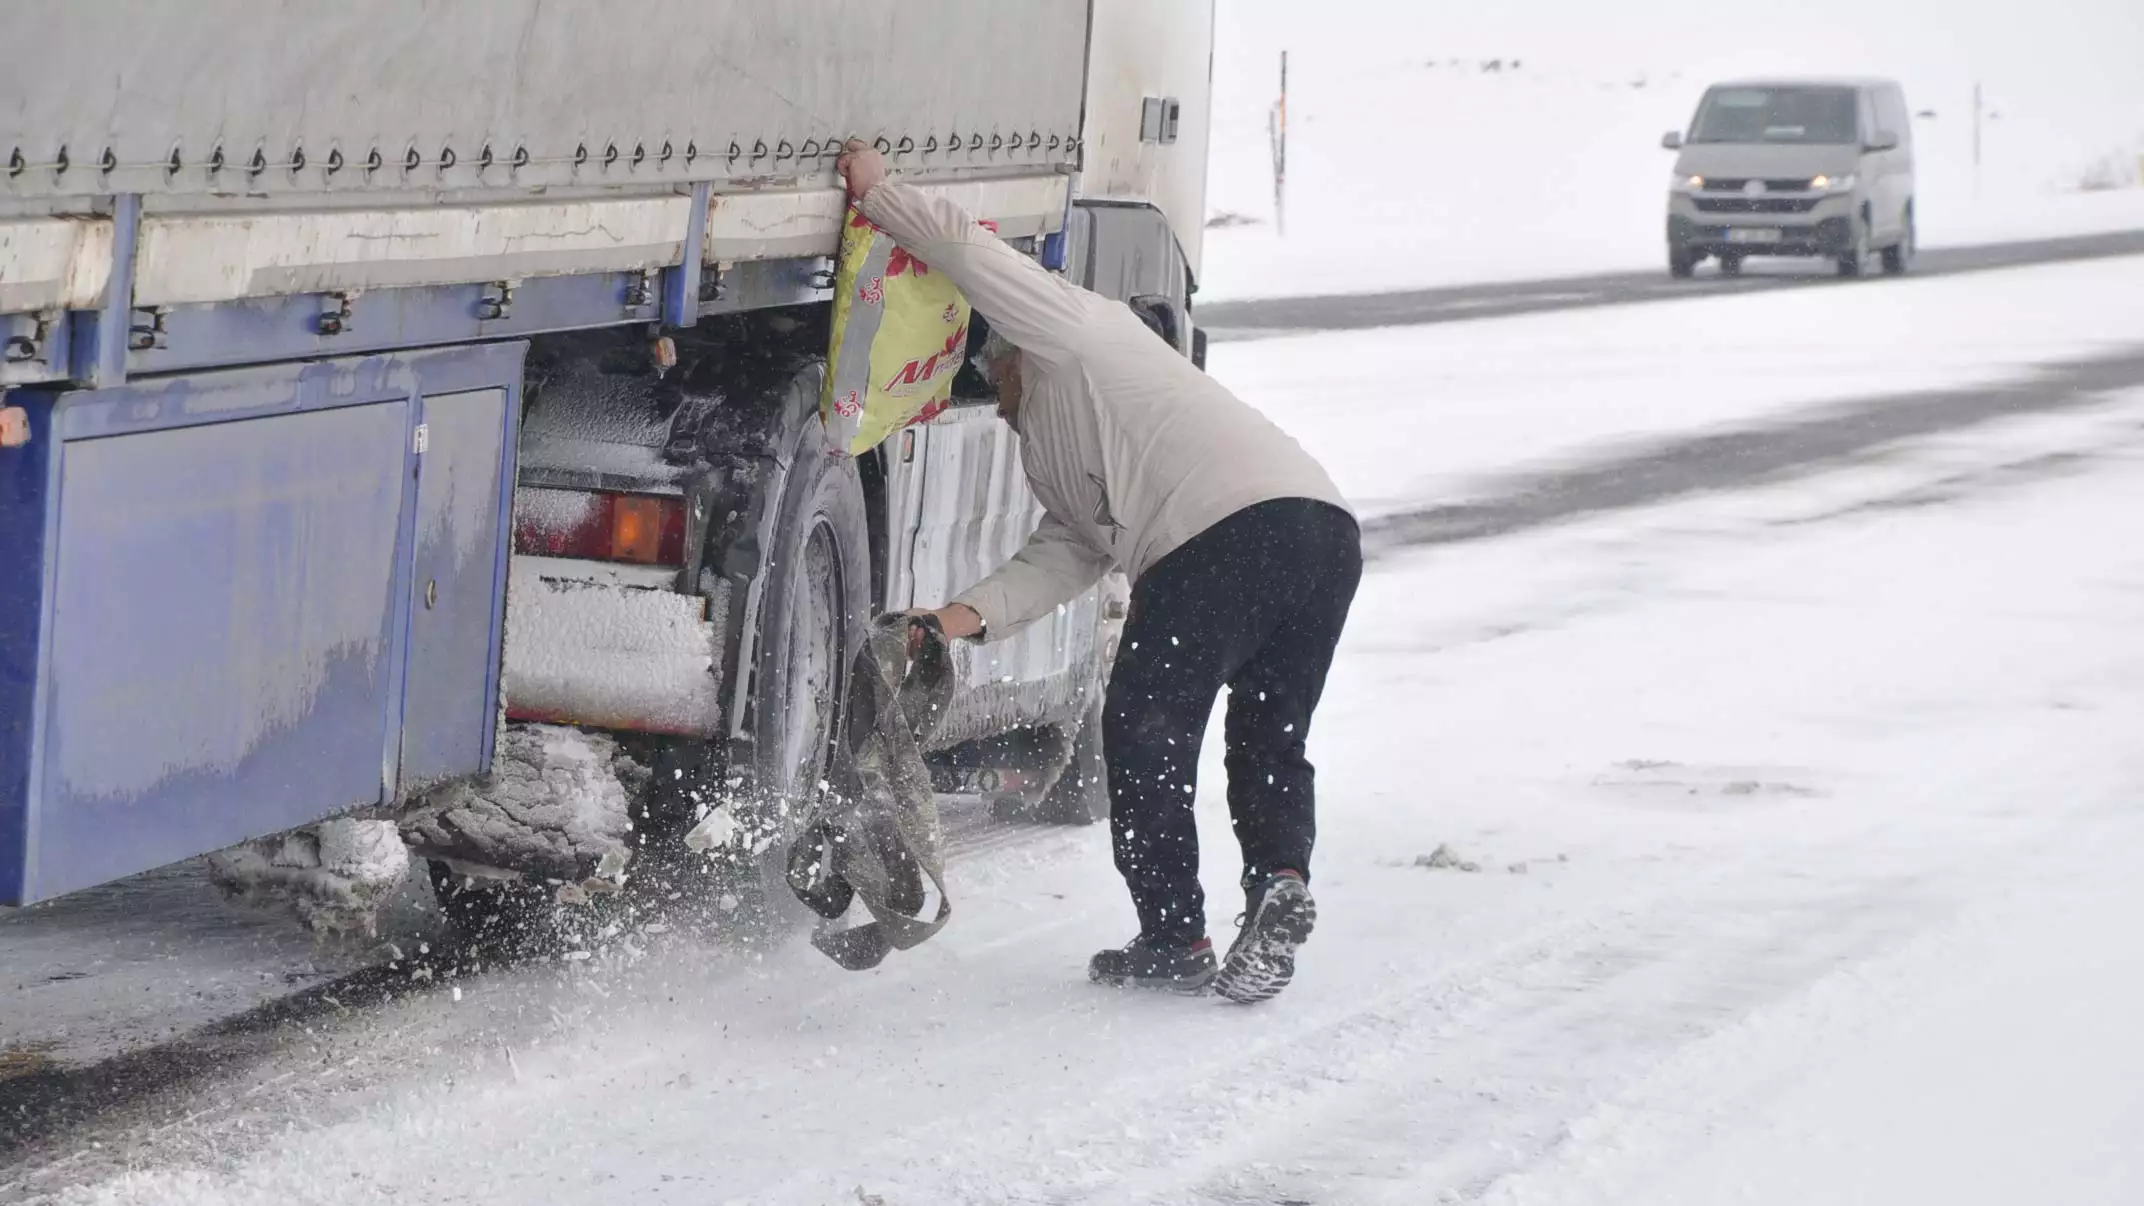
[1,340,525,904]
[0,189,1071,906]
[0,186,776,906]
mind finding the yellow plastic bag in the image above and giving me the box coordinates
[821,207,973,455]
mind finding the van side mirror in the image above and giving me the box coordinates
[1865,131,1901,153]
[1661,131,1684,150]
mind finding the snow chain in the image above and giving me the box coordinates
[786,614,955,970]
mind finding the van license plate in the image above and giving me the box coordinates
[1726,228,1781,244]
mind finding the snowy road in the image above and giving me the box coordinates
[1199,228,2144,339]
[6,256,2144,1204]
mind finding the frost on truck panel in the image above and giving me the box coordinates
[47,403,407,803]
[413,389,511,577]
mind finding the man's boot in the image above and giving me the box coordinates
[1212,870,1316,1004]
[1088,934,1216,993]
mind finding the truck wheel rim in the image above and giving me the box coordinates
[776,520,844,805]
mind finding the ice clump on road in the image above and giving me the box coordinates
[206,818,412,936]
[1416,843,1483,873]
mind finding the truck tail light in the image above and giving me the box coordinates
[514,488,687,566]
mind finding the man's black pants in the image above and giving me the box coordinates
[1102,498,1362,946]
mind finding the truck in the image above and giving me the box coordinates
[0,0,1216,931]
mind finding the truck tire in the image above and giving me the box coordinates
[1668,246,1698,279]
[736,424,873,917]
[639,383,872,937]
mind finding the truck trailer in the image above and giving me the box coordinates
[0,0,1215,925]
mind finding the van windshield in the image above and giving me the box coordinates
[1689,86,1859,145]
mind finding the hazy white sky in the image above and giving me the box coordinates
[1218,0,2144,138]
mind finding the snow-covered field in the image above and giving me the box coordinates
[1200,0,2144,299]
[1215,254,2144,517]
[18,254,2144,1205]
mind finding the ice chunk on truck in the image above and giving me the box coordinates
[0,0,1210,930]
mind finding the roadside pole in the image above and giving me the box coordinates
[1973,82,1983,198]
[1269,51,1289,235]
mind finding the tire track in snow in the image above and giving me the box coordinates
[729,834,1953,1205]
[1360,347,2144,556]
[1144,871,1956,1206]
[0,811,1098,1196]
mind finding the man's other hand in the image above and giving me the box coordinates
[839,139,887,201]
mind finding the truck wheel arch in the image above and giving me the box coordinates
[634,349,875,925]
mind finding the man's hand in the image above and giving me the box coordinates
[838,139,887,202]
[909,603,984,642]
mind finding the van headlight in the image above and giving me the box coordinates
[1810,173,1858,192]
[1672,173,1704,192]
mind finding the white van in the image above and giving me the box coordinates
[1662,78,1915,279]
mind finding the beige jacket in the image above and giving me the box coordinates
[856,181,1349,639]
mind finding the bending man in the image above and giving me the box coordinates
[839,142,1360,1004]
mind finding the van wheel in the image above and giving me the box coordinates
[1718,253,1745,277]
[1837,219,1871,278]
[1029,698,1109,825]
[1668,246,1698,279]
[1882,206,1916,276]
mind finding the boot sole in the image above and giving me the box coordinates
[1212,886,1317,1004]
[1089,964,1217,995]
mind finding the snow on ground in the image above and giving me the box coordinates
[0,865,427,1075]
[1211,253,2144,517]
[1480,839,2144,1206]
[21,260,2144,1204]
[1200,1,2144,299]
